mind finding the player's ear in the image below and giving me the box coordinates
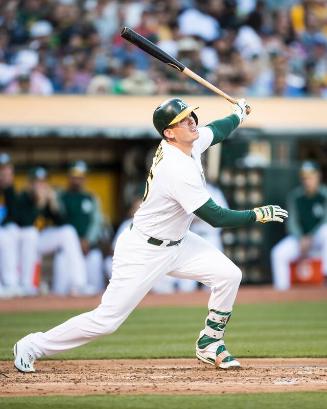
[163,128,174,141]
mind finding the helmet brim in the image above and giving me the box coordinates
[168,106,199,126]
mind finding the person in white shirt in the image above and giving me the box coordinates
[13,97,287,372]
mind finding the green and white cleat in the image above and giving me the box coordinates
[196,336,240,370]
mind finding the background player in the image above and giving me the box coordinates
[13,98,287,373]
[57,161,105,294]
[271,160,327,290]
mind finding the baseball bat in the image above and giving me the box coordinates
[121,27,249,110]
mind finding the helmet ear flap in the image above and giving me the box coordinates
[191,112,198,125]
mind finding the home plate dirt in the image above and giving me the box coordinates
[1,358,326,396]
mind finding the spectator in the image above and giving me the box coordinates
[0,0,326,97]
[58,161,105,294]
[271,161,327,291]
[4,66,54,95]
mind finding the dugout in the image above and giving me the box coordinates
[0,96,326,284]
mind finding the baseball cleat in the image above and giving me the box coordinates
[196,338,241,370]
[13,341,36,373]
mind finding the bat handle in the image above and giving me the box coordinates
[183,67,238,104]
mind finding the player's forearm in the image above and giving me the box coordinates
[194,198,256,228]
[207,114,240,146]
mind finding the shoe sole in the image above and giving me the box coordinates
[196,350,241,370]
[196,350,215,365]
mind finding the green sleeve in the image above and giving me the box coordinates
[286,190,302,238]
[307,186,327,235]
[194,198,256,228]
[207,114,240,146]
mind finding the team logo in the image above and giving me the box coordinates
[177,100,187,110]
[312,203,324,218]
[82,199,93,213]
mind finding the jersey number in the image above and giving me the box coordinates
[143,144,163,202]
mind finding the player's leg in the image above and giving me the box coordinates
[312,223,327,277]
[270,236,300,291]
[20,226,40,296]
[170,231,242,369]
[85,248,105,293]
[13,227,175,372]
[52,251,71,295]
[0,224,20,295]
[39,226,88,295]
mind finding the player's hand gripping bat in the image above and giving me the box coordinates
[121,27,251,114]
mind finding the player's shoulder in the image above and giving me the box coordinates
[289,186,305,199]
[318,184,327,197]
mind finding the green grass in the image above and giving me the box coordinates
[1,393,327,409]
[0,301,326,360]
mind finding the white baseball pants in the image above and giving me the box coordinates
[40,225,88,294]
[23,228,242,359]
[0,224,20,288]
[271,223,327,290]
[53,248,104,295]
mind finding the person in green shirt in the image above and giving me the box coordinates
[58,161,105,294]
[271,161,327,290]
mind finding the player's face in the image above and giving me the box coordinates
[165,114,199,145]
[301,171,320,195]
[0,164,14,187]
[69,175,85,190]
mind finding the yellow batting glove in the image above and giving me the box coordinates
[253,205,288,223]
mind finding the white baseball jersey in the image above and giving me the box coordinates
[134,126,214,241]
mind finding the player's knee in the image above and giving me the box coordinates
[228,264,242,286]
[211,262,242,287]
[319,223,327,238]
[21,227,38,242]
[0,229,5,243]
[59,225,78,242]
[271,241,284,261]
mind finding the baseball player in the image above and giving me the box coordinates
[13,98,288,372]
[15,167,89,296]
[56,160,105,294]
[271,161,327,290]
[0,153,22,297]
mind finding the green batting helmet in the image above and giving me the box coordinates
[153,98,199,137]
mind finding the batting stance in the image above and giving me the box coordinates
[13,98,288,372]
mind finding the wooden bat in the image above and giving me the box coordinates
[121,26,250,112]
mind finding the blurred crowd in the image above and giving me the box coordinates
[0,0,327,97]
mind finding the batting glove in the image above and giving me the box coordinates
[233,98,250,123]
[253,205,288,223]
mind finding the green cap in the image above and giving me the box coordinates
[69,160,88,176]
[153,98,198,137]
[0,152,11,166]
[300,161,320,174]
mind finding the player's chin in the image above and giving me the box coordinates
[191,129,199,140]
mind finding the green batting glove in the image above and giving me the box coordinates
[253,205,288,223]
